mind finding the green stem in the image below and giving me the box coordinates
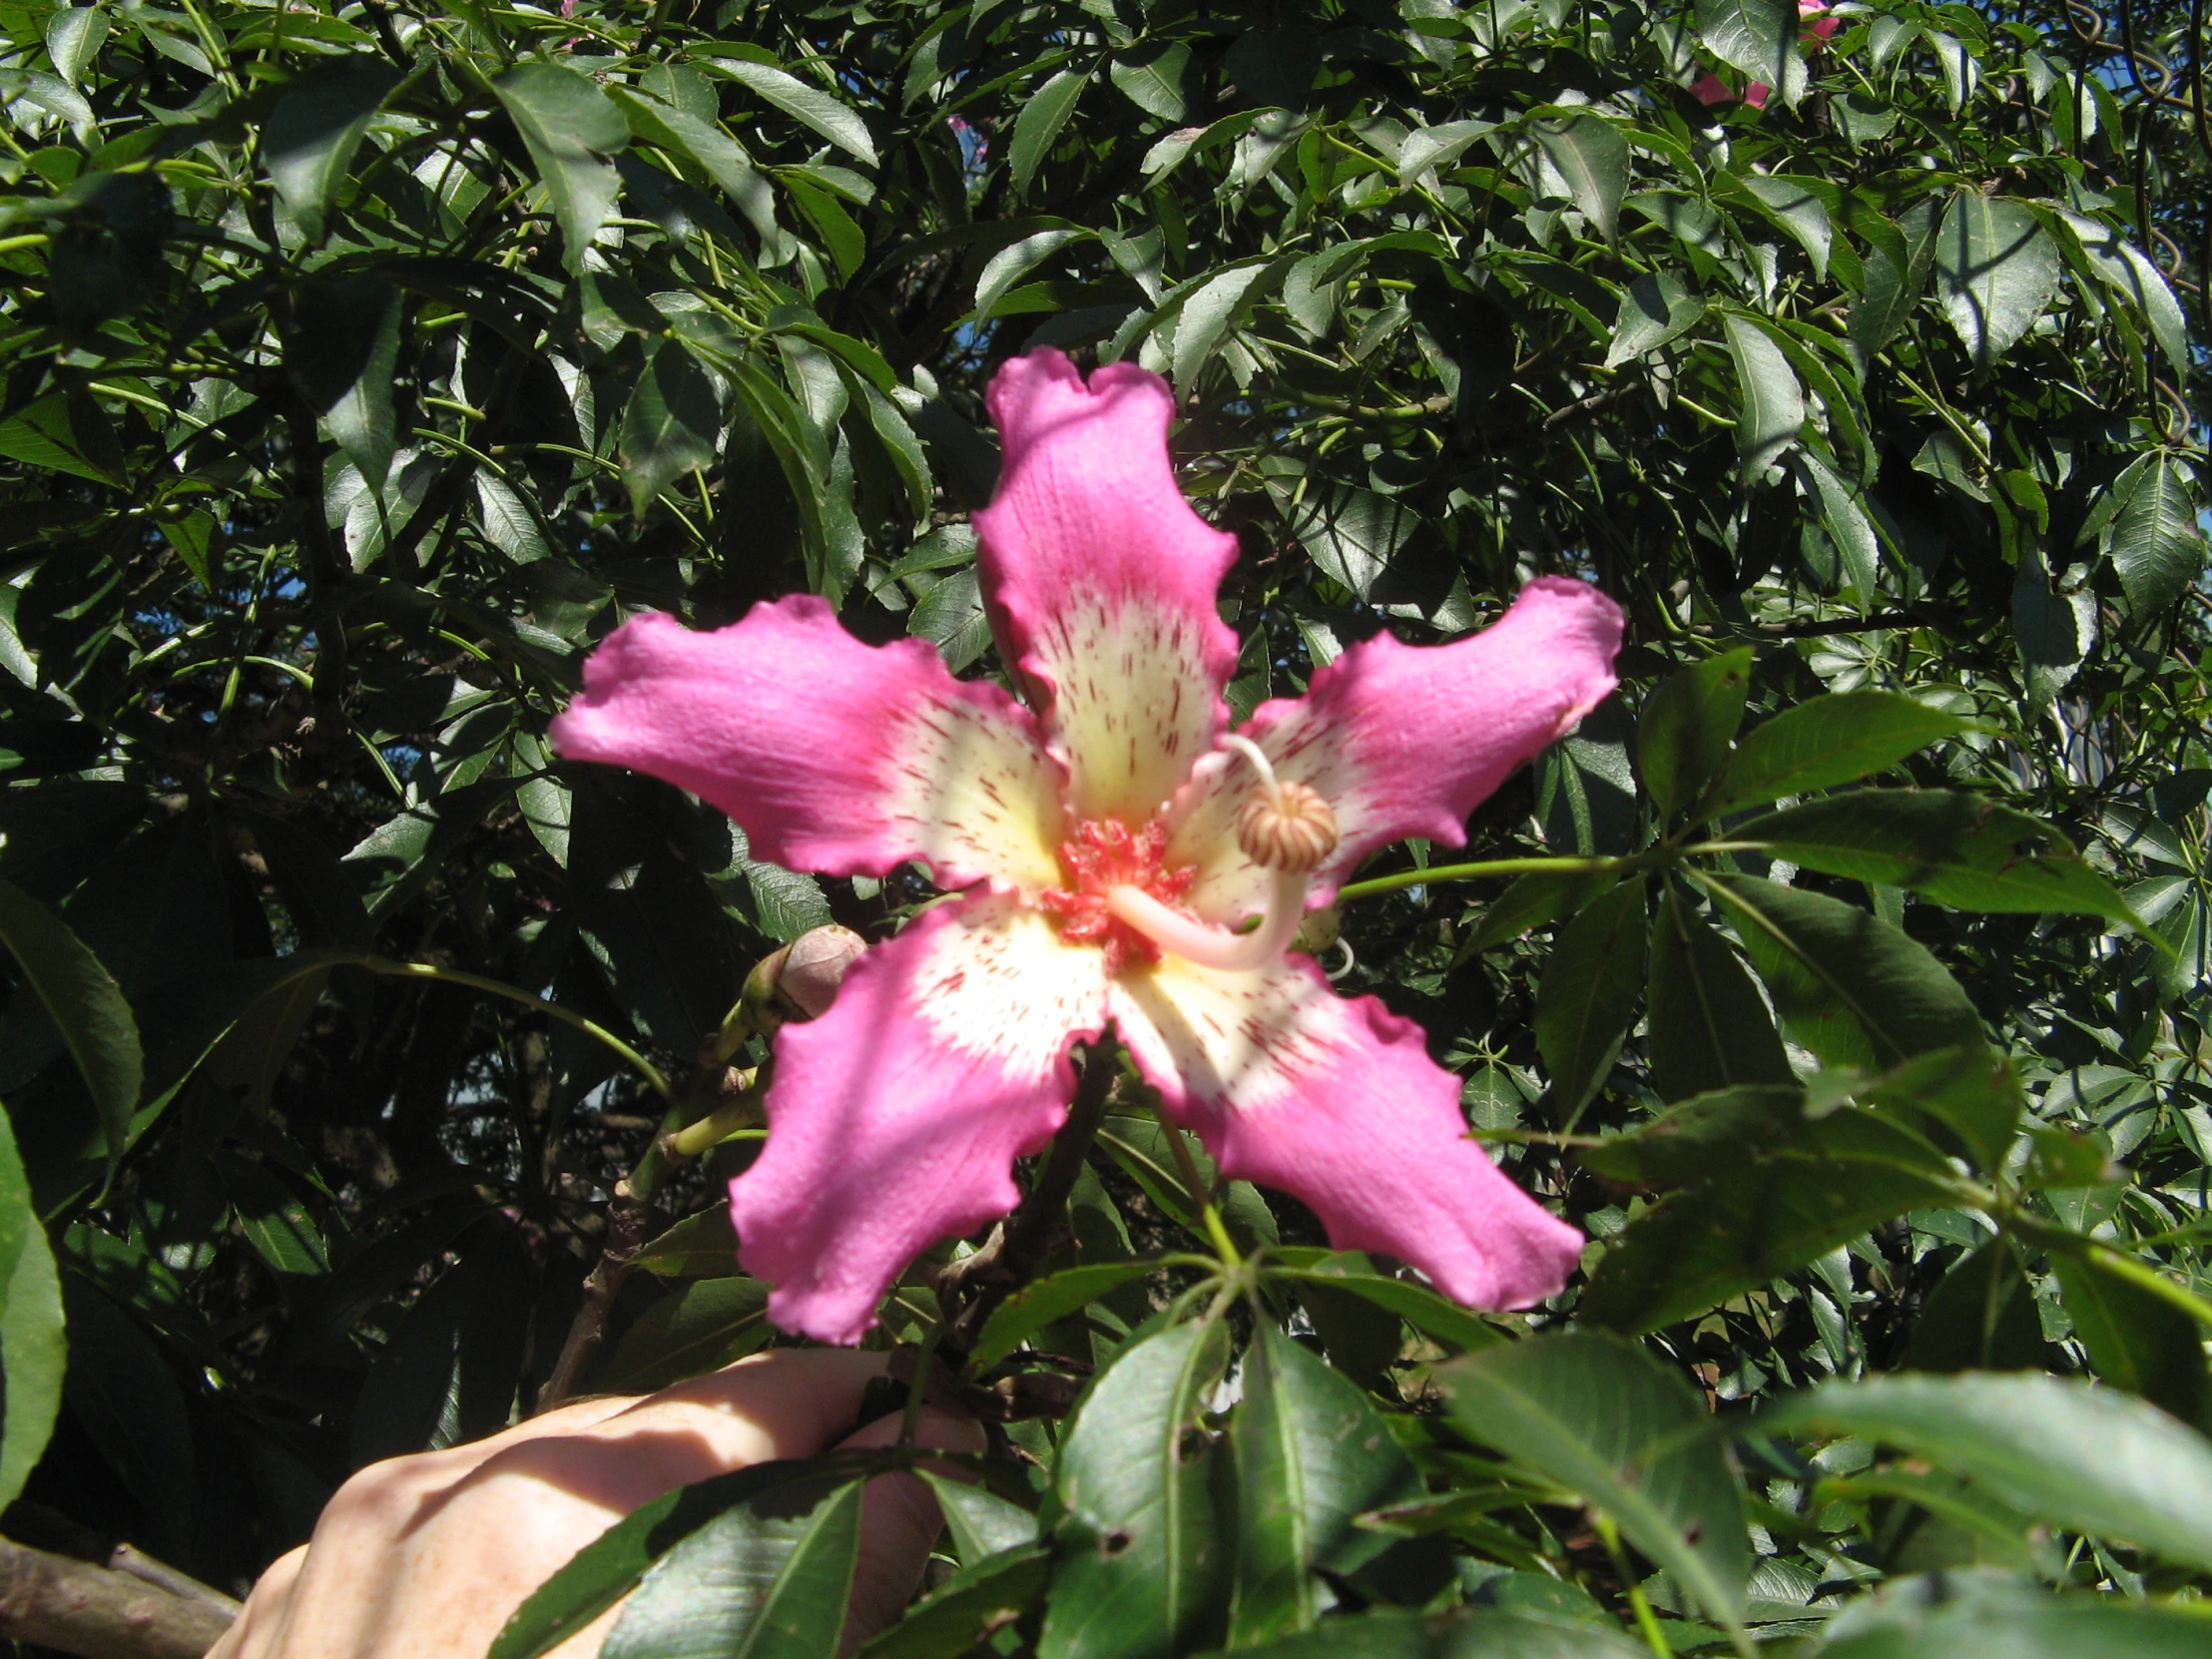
[356,956,670,1098]
[1337,855,1624,904]
[1593,1513,1674,1658]
[666,1082,763,1158]
[1165,1123,1242,1267]
[898,1318,947,1447]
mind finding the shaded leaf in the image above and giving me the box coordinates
[0,878,141,1174]
[493,63,631,273]
[266,57,401,243]
[1935,194,2059,371]
[1707,692,1968,817]
[1533,876,1648,1119]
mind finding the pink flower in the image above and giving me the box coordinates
[552,348,1623,1344]
[1693,1,1839,109]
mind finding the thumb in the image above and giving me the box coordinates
[831,1404,989,1657]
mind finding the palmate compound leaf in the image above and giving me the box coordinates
[1732,790,2146,924]
[1756,1372,2212,1574]
[1436,1333,1749,1634]
[1227,1322,1431,1645]
[1039,1317,1229,1659]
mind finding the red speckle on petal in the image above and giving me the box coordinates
[1038,817,1197,976]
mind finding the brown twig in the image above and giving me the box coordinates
[935,1044,1119,1363]
[534,1173,654,1410]
[0,1536,235,1659]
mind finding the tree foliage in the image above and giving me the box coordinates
[2,0,2211,1651]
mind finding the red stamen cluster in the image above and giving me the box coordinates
[1038,818,1197,976]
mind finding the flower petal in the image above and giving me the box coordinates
[1167,577,1623,920]
[1112,955,1583,1310]
[552,599,1064,893]
[732,891,1109,1344]
[975,347,1242,826]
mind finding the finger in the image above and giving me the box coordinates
[203,1544,306,1659]
[832,1404,991,1657]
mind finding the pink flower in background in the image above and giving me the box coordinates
[1692,0,1838,108]
[554,348,1623,1344]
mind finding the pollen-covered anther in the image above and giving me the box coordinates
[1236,782,1340,873]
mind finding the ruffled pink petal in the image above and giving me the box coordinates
[1166,577,1623,922]
[731,890,1109,1345]
[1111,954,1583,1310]
[974,347,1242,827]
[551,599,1064,893]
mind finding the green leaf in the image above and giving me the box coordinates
[287,275,401,491]
[1269,1255,1505,1355]
[46,5,111,86]
[1396,119,1495,184]
[1737,175,1832,278]
[348,1227,533,1465]
[1699,873,1984,1070]
[1227,1323,1426,1646]
[1010,69,1088,199]
[492,63,631,273]
[1645,882,1794,1102]
[1852,1044,2020,1174]
[969,1258,1180,1371]
[1637,648,1752,820]
[716,60,878,168]
[2107,454,2204,614]
[1577,1084,1807,1189]
[634,1207,741,1279]
[1818,1571,2212,1659]
[61,1276,193,1554]
[1531,114,1627,243]
[1109,44,1194,123]
[1580,1108,1954,1332]
[1757,1372,2212,1574]
[1794,447,1883,598]
[1698,0,1805,104]
[1706,691,1968,817]
[620,343,721,515]
[1935,193,2059,371]
[1468,868,1621,953]
[913,1472,1039,1564]
[592,1277,773,1393]
[907,566,991,673]
[1040,1318,1228,1659]
[0,1100,65,1511]
[1900,1236,2045,1374]
[1207,1607,1644,1657]
[603,1476,861,1659]
[489,1461,858,1659]
[2056,209,2190,379]
[975,228,1087,322]
[1733,790,2144,923]
[1603,271,1703,369]
[0,389,126,486]
[1721,311,1804,475]
[1533,875,1648,1120]
[859,1545,1049,1659]
[0,878,141,1176]
[2050,1244,2210,1428]
[1436,1332,1748,1630]
[265,57,401,243]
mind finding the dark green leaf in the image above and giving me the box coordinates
[1532,875,1647,1120]
[969,1259,1180,1372]
[603,1476,861,1659]
[859,1545,1049,1659]
[1580,1108,1955,1331]
[1819,1571,2212,1659]
[592,1276,773,1393]
[1646,881,1794,1102]
[0,390,126,486]
[913,1472,1039,1564]
[1900,1237,2046,1374]
[715,60,877,167]
[492,63,630,273]
[634,1206,742,1280]
[1227,1323,1425,1645]
[1532,115,1627,243]
[349,1226,534,1466]
[1270,1256,1504,1355]
[2051,1244,2210,1428]
[1721,311,1804,475]
[287,274,401,490]
[61,1275,193,1556]
[620,343,721,515]
[1039,1318,1228,1659]
[0,1100,64,1510]
[1708,692,1968,817]
[0,878,141,1175]
[1698,0,1806,107]
[1109,45,1194,123]
[1010,69,1088,198]
[1638,648,1753,821]
[1734,790,2142,922]
[1936,193,2059,371]
[1699,873,1985,1069]
[265,57,401,242]
[1757,1372,2212,1573]
[1468,868,1620,953]
[1437,1332,1748,1630]
[2107,454,2204,614]
[1603,271,1702,368]
[1577,1084,1806,1189]
[1207,1607,1643,1657]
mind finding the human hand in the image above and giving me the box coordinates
[208,1350,983,1659]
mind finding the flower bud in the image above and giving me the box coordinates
[773,924,867,1019]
